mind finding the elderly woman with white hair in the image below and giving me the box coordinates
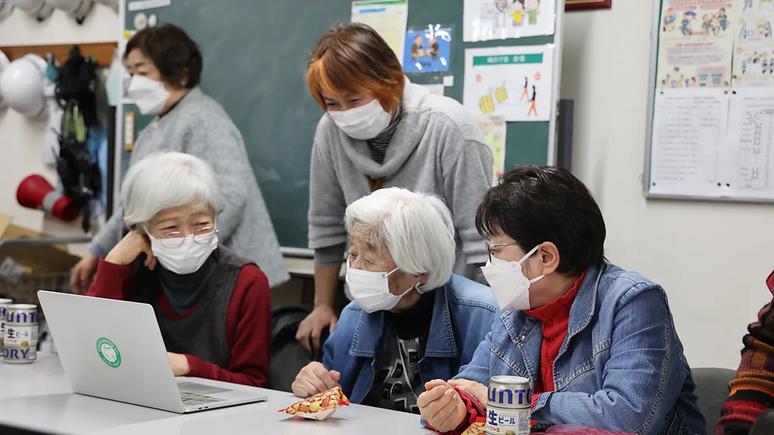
[291,187,497,415]
[87,152,271,387]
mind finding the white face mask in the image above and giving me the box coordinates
[126,75,171,116]
[149,232,219,275]
[481,244,545,311]
[327,99,392,140]
[346,260,415,313]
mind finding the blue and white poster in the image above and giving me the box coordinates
[403,26,452,74]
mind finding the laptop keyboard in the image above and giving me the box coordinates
[180,391,226,406]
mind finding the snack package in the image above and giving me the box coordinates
[461,417,486,435]
[279,386,350,421]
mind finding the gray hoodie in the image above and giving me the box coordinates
[91,88,289,288]
[308,81,493,278]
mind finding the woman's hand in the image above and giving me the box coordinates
[167,352,190,377]
[449,379,488,407]
[105,230,157,269]
[418,379,466,433]
[70,252,99,294]
[291,361,341,398]
[295,304,338,355]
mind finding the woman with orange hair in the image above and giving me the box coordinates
[296,23,494,354]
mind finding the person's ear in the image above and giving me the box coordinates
[416,272,429,287]
[536,242,561,276]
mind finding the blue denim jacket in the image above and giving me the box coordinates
[323,274,498,404]
[455,263,706,435]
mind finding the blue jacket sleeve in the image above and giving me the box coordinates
[532,283,689,435]
[453,330,494,385]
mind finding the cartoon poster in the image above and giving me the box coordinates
[733,0,774,87]
[403,26,452,73]
[475,114,507,183]
[462,0,556,42]
[351,0,409,63]
[656,0,734,89]
[463,45,554,122]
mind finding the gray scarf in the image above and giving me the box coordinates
[158,252,218,315]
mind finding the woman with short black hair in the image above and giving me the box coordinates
[70,24,288,293]
[418,166,706,435]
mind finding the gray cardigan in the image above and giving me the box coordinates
[91,88,289,287]
[308,81,493,278]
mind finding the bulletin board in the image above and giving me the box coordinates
[644,0,774,203]
[120,0,566,251]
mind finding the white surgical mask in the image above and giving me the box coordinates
[327,99,391,140]
[481,244,545,311]
[149,231,219,275]
[126,75,171,116]
[346,260,415,313]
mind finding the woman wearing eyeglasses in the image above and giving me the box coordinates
[87,152,271,388]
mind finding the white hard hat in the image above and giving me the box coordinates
[8,0,53,20]
[0,54,47,119]
[93,0,116,12]
[45,0,93,22]
[0,1,15,23]
[0,51,9,109]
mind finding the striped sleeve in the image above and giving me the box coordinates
[715,271,774,435]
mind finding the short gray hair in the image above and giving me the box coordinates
[122,152,225,227]
[345,187,456,291]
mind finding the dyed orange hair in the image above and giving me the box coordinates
[307,23,405,113]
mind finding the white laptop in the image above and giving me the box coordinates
[38,290,268,413]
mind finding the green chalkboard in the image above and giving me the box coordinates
[122,0,556,249]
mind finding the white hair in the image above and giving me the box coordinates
[345,187,456,291]
[122,152,225,227]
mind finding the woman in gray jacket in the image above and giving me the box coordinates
[70,24,288,292]
[296,23,493,354]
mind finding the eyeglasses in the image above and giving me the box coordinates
[486,242,520,263]
[159,227,217,249]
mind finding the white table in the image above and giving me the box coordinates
[0,354,433,435]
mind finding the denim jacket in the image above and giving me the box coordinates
[455,263,706,435]
[323,274,498,404]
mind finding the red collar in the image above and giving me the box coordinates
[525,271,587,323]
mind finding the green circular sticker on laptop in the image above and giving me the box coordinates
[96,338,121,368]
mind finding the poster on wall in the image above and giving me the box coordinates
[475,114,507,183]
[655,0,735,89]
[733,0,774,87]
[462,0,556,42]
[403,26,452,73]
[463,45,554,122]
[351,0,409,63]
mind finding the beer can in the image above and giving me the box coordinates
[4,304,38,364]
[3,324,38,363]
[5,304,38,325]
[0,298,12,358]
[486,375,532,435]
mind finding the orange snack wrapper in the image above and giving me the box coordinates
[461,417,486,435]
[279,386,350,421]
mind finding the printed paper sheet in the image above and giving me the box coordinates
[721,90,774,199]
[656,0,735,89]
[649,89,728,197]
[733,0,774,87]
[463,45,554,122]
[475,114,507,183]
[351,0,409,63]
[463,0,556,41]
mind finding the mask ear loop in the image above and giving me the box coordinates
[519,244,545,283]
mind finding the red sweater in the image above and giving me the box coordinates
[524,272,585,395]
[87,259,271,387]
